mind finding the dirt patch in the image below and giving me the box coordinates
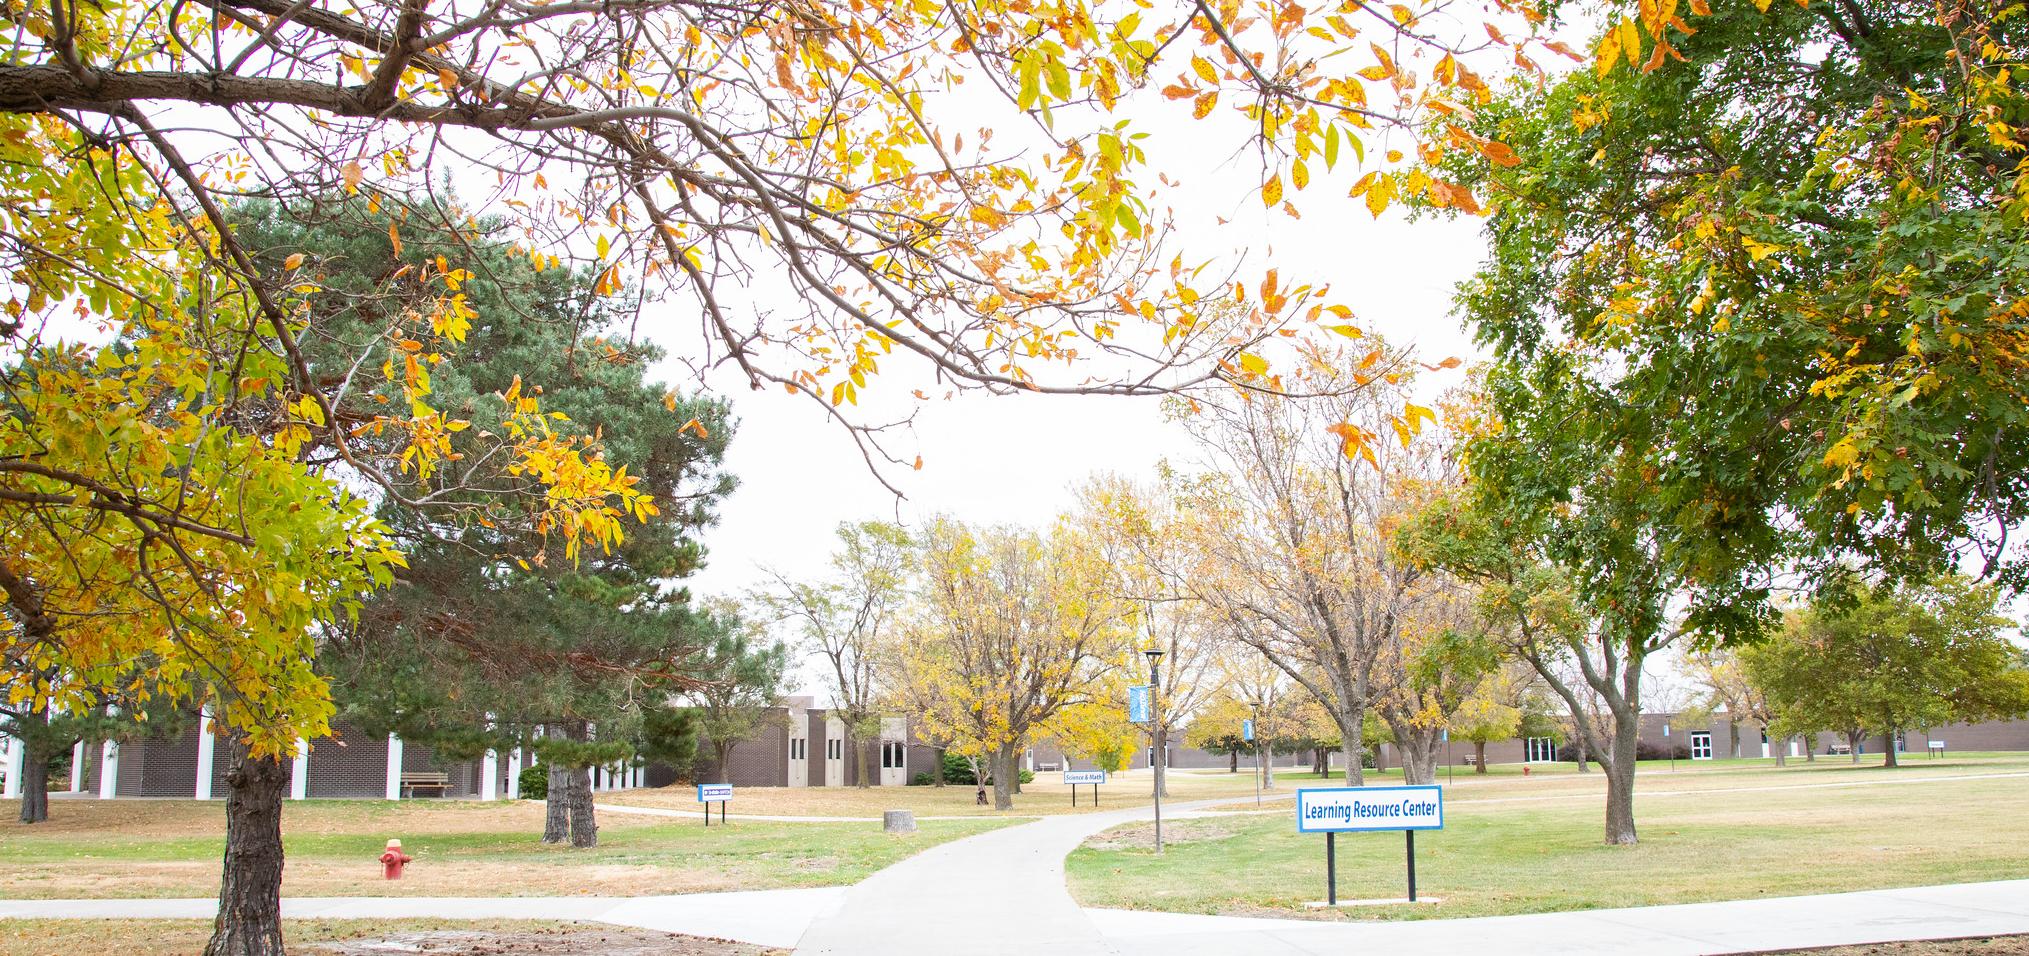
[302,925,781,955]
[0,919,783,956]
[1739,935,2029,955]
[1082,818,1242,853]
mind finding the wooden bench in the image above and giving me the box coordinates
[1828,743,1853,756]
[1461,754,1479,766]
[400,772,450,798]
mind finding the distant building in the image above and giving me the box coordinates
[7,703,2026,800]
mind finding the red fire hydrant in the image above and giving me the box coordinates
[379,838,413,880]
[1522,766,1530,777]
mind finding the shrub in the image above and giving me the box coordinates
[517,764,548,801]
[1636,740,1691,761]
[1017,768,1034,784]
[910,772,934,786]
[940,752,976,785]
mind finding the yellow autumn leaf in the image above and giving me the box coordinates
[1262,174,1284,207]
[1192,55,1218,83]
[1239,352,1269,376]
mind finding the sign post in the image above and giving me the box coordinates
[696,782,731,826]
[1295,785,1443,904]
[1243,718,1259,807]
[1063,769,1107,806]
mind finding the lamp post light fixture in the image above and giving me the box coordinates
[1144,646,1165,856]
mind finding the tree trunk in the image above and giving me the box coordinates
[1228,749,1238,773]
[1372,741,1388,773]
[1846,730,1862,763]
[1398,728,1442,786]
[990,743,1016,810]
[203,751,287,956]
[1882,728,1899,768]
[1602,714,1640,846]
[17,745,50,823]
[1262,746,1276,790]
[1473,741,1487,774]
[1805,733,1818,762]
[712,740,733,784]
[1774,737,1787,767]
[1572,734,1591,773]
[1338,737,1362,785]
[1728,722,1740,759]
[543,760,570,844]
[932,746,945,787]
[854,733,873,789]
[567,765,598,848]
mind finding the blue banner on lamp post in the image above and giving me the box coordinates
[1242,719,1254,742]
[1128,685,1151,724]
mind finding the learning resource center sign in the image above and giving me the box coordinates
[1295,785,1444,833]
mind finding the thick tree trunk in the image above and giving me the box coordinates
[17,745,50,823]
[1882,728,1900,768]
[567,765,598,848]
[1572,735,1591,773]
[990,743,1016,810]
[1805,733,1818,762]
[1728,723,1740,759]
[1228,749,1238,773]
[1473,741,1488,774]
[932,747,945,787]
[1372,741,1388,773]
[1774,737,1788,767]
[1602,716,1640,846]
[543,760,570,844]
[854,734,872,789]
[204,751,287,956]
[1398,729,1442,786]
[1846,730,1862,763]
[712,741,733,784]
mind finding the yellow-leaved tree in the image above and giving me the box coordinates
[904,518,1129,809]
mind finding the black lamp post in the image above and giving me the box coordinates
[1145,646,1165,855]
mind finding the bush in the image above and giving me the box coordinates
[911,771,934,786]
[940,752,976,785]
[936,754,1033,785]
[1636,740,1691,761]
[517,764,548,801]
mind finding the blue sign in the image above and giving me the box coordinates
[1242,719,1254,742]
[1063,770,1108,785]
[696,783,733,802]
[1128,685,1151,724]
[1295,785,1444,833]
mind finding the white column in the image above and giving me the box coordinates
[384,734,403,800]
[194,710,215,800]
[290,738,310,800]
[506,748,522,799]
[481,749,499,801]
[69,740,84,792]
[2,735,21,798]
[632,766,643,789]
[98,737,119,799]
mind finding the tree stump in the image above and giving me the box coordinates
[882,810,916,834]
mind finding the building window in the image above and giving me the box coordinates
[1690,731,1713,760]
[1524,736,1558,763]
[790,738,805,760]
[881,742,903,770]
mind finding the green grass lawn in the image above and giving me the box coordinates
[0,798,1011,899]
[1069,752,2029,920]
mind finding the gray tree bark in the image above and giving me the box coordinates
[203,751,288,956]
[990,743,1017,810]
[543,759,570,844]
[567,766,598,847]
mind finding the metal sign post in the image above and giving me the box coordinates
[1064,770,1107,806]
[697,783,732,826]
[1296,785,1443,906]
